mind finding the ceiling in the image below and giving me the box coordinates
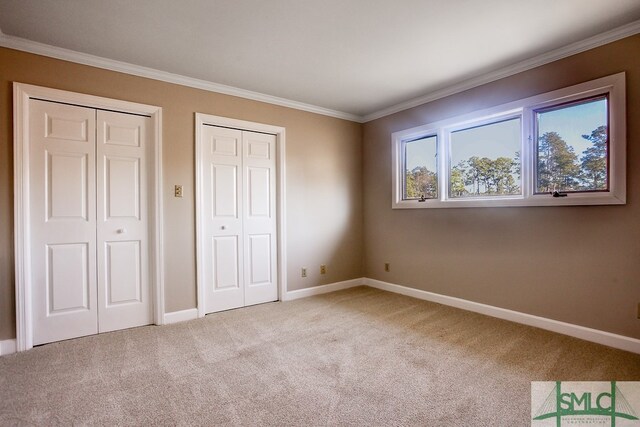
[1,0,640,120]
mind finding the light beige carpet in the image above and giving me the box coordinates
[1,286,639,426]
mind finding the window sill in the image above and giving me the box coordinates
[393,192,625,209]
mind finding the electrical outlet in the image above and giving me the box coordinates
[384,263,390,272]
[301,268,307,278]
[174,185,183,198]
[320,265,326,274]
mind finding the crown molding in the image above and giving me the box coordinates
[0,28,361,123]
[362,19,640,122]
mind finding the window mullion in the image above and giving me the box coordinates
[439,129,447,201]
[522,109,533,199]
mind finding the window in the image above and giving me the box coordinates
[392,73,625,208]
[449,117,521,198]
[404,135,437,200]
[535,96,608,194]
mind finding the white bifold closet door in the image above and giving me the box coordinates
[29,99,152,346]
[201,125,277,314]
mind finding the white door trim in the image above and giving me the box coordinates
[195,113,287,317]
[13,82,165,351]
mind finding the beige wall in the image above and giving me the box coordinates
[363,34,640,339]
[0,47,363,340]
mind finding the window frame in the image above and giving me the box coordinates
[446,112,523,201]
[391,72,625,209]
[533,94,610,195]
[402,134,439,201]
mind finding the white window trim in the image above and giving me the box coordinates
[392,72,626,209]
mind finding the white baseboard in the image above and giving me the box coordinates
[283,278,364,301]
[364,278,640,355]
[0,339,17,356]
[163,308,199,324]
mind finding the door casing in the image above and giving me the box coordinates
[13,83,164,351]
[195,113,287,317]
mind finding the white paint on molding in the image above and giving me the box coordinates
[283,278,364,301]
[364,278,640,355]
[0,339,17,356]
[163,308,199,324]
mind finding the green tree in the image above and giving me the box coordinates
[537,131,580,192]
[477,157,494,194]
[504,174,519,194]
[457,155,519,197]
[450,162,467,197]
[580,125,607,190]
[465,156,489,195]
[491,157,518,195]
[405,170,418,198]
[405,166,437,199]
[509,151,521,194]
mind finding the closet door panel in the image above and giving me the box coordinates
[202,125,244,313]
[96,110,152,332]
[30,99,98,345]
[243,131,278,306]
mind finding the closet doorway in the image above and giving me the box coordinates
[14,84,164,351]
[195,114,286,315]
